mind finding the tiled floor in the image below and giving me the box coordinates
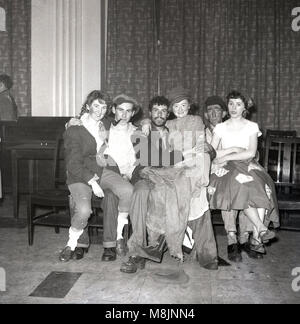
[0,195,300,304]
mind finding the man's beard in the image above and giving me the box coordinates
[152,118,166,127]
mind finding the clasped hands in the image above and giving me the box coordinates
[212,147,245,177]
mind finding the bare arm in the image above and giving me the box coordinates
[211,132,249,159]
[217,133,257,163]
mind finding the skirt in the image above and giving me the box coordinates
[208,160,279,224]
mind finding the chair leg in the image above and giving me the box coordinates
[55,226,60,234]
[27,196,34,246]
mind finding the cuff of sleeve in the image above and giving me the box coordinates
[88,174,100,186]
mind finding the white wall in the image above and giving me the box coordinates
[31,0,106,116]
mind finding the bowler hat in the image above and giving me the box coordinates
[167,86,192,108]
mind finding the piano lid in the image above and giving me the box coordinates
[0,116,72,143]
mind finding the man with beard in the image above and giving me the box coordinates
[120,93,218,273]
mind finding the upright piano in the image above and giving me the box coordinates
[0,117,70,194]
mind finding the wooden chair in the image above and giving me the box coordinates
[27,134,103,245]
[264,136,300,230]
[263,129,297,172]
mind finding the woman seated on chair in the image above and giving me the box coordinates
[208,90,279,255]
[59,90,133,262]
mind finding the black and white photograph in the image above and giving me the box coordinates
[0,0,300,306]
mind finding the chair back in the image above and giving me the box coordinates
[52,133,67,189]
[264,129,297,170]
[265,129,297,139]
[264,136,300,193]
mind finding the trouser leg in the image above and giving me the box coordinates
[77,228,90,248]
[99,169,133,212]
[188,210,218,267]
[99,169,133,246]
[127,180,150,254]
[69,195,90,248]
[238,211,253,244]
[68,183,93,249]
[221,210,238,245]
[102,189,118,248]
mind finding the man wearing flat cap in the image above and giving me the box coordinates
[204,95,227,144]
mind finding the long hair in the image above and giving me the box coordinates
[78,90,112,118]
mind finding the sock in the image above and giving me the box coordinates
[117,212,128,240]
[183,226,194,250]
[227,231,237,245]
[67,227,84,251]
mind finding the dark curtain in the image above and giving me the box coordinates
[106,0,158,110]
[106,0,300,133]
[159,0,300,133]
[0,0,31,116]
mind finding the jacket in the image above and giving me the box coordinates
[64,116,118,185]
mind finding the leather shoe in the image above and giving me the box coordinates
[120,256,146,273]
[217,256,231,266]
[240,242,263,259]
[116,239,128,257]
[227,243,242,262]
[250,242,266,254]
[202,261,218,270]
[259,229,276,243]
[59,246,74,262]
[102,247,117,261]
[73,247,88,260]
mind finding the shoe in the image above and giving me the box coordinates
[116,239,128,257]
[102,247,117,261]
[217,256,231,266]
[73,247,88,260]
[259,229,276,243]
[250,242,266,254]
[240,242,263,259]
[59,246,74,262]
[227,243,242,262]
[182,245,192,254]
[138,235,167,263]
[203,261,218,270]
[120,256,146,273]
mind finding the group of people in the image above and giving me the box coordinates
[59,86,279,274]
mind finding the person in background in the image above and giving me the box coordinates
[204,96,263,261]
[0,74,18,121]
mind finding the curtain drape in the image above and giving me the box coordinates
[159,0,300,132]
[106,0,158,110]
[106,0,300,133]
[0,0,31,116]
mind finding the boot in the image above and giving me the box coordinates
[138,234,167,263]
